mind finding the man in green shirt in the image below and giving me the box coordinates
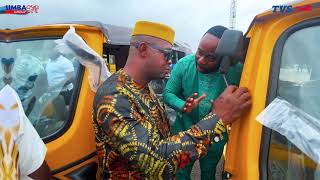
[163,26,243,179]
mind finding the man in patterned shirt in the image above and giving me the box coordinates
[92,20,251,179]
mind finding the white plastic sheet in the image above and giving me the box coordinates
[54,26,111,92]
[257,97,320,164]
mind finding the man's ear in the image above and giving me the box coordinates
[137,43,148,58]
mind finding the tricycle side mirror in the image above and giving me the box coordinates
[215,30,244,74]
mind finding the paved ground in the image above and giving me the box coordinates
[191,157,224,180]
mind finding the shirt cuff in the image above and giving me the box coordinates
[196,112,220,131]
[172,98,185,112]
[197,113,227,134]
[214,119,227,140]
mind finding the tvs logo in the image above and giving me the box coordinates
[272,5,312,13]
[0,5,39,15]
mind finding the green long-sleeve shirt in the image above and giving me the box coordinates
[164,54,243,131]
[163,54,242,178]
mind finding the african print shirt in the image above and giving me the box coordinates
[92,69,226,180]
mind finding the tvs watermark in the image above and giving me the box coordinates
[272,5,312,13]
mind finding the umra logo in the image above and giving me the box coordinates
[272,5,312,13]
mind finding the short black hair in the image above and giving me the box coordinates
[205,25,228,39]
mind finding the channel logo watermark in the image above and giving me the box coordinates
[0,5,39,15]
[272,5,312,13]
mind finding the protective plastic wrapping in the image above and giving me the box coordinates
[54,26,111,92]
[256,97,320,164]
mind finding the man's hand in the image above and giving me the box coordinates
[211,86,251,125]
[182,93,206,113]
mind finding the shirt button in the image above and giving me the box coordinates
[214,135,220,143]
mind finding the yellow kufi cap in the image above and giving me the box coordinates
[132,21,175,45]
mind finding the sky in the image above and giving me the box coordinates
[0,0,290,51]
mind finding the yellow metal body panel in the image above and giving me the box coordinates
[224,1,320,179]
[109,64,117,73]
[0,24,105,179]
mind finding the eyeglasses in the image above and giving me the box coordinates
[131,41,173,62]
[196,48,220,62]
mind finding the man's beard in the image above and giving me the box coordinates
[198,64,219,73]
[196,59,221,73]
